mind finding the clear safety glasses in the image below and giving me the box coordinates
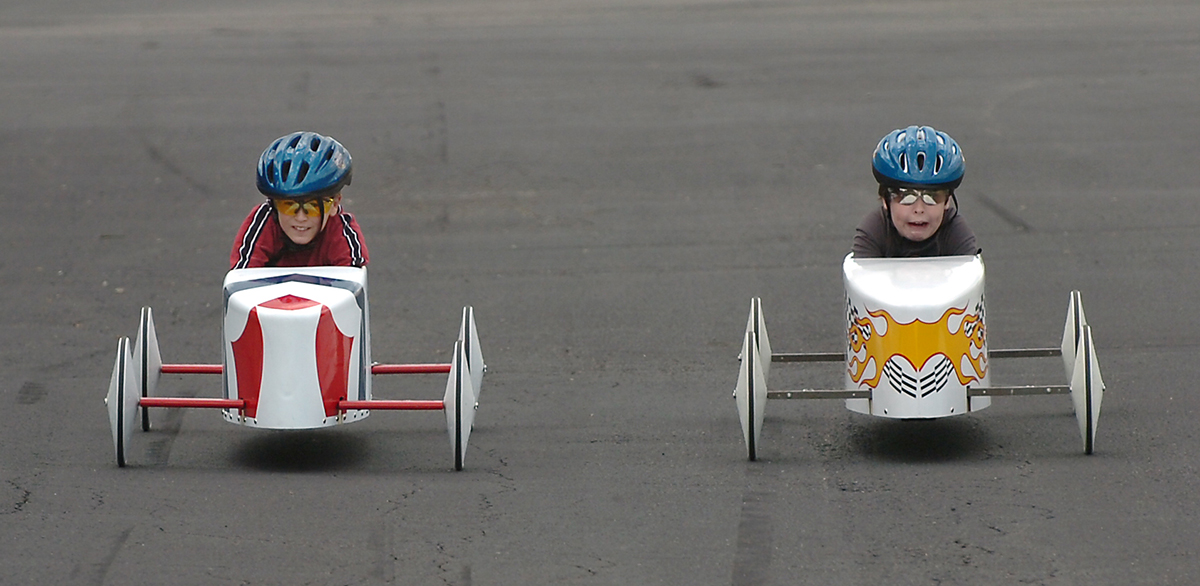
[274,197,335,217]
[886,187,951,206]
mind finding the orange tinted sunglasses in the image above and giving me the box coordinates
[274,197,335,216]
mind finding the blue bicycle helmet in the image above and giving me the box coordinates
[256,131,352,199]
[872,126,964,191]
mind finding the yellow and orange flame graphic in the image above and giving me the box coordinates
[847,303,987,390]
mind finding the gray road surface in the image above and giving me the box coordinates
[3,1,1200,584]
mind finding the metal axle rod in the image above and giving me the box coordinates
[968,385,1070,396]
[767,389,871,400]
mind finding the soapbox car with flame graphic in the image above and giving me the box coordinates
[734,254,1103,459]
[104,267,485,470]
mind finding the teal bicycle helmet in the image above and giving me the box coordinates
[256,132,352,199]
[872,126,964,191]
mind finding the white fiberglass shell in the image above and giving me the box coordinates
[222,267,371,429]
[843,254,990,418]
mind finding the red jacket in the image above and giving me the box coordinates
[230,202,369,269]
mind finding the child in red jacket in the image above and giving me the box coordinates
[231,131,369,269]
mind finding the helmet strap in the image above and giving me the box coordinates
[317,193,342,233]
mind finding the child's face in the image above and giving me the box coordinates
[886,189,948,242]
[275,194,340,245]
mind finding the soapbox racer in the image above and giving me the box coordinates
[734,254,1104,460]
[105,266,485,470]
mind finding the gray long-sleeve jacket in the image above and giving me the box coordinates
[852,204,978,258]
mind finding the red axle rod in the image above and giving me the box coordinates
[138,398,443,411]
[140,397,244,409]
[372,363,452,374]
[338,400,445,411]
[161,364,223,374]
[157,364,451,375]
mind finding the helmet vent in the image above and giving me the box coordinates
[296,161,310,183]
[310,137,322,151]
[287,135,303,149]
[281,161,292,182]
[916,152,926,171]
[898,152,908,172]
[916,128,926,141]
[934,154,943,174]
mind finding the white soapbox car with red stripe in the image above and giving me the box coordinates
[105,267,485,470]
[735,254,1104,459]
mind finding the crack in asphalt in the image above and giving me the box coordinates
[731,466,775,586]
[974,191,1033,232]
[69,525,134,586]
[142,141,213,195]
[4,480,31,514]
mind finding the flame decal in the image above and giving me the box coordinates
[847,302,987,391]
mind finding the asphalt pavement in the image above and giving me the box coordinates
[3,1,1200,584]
